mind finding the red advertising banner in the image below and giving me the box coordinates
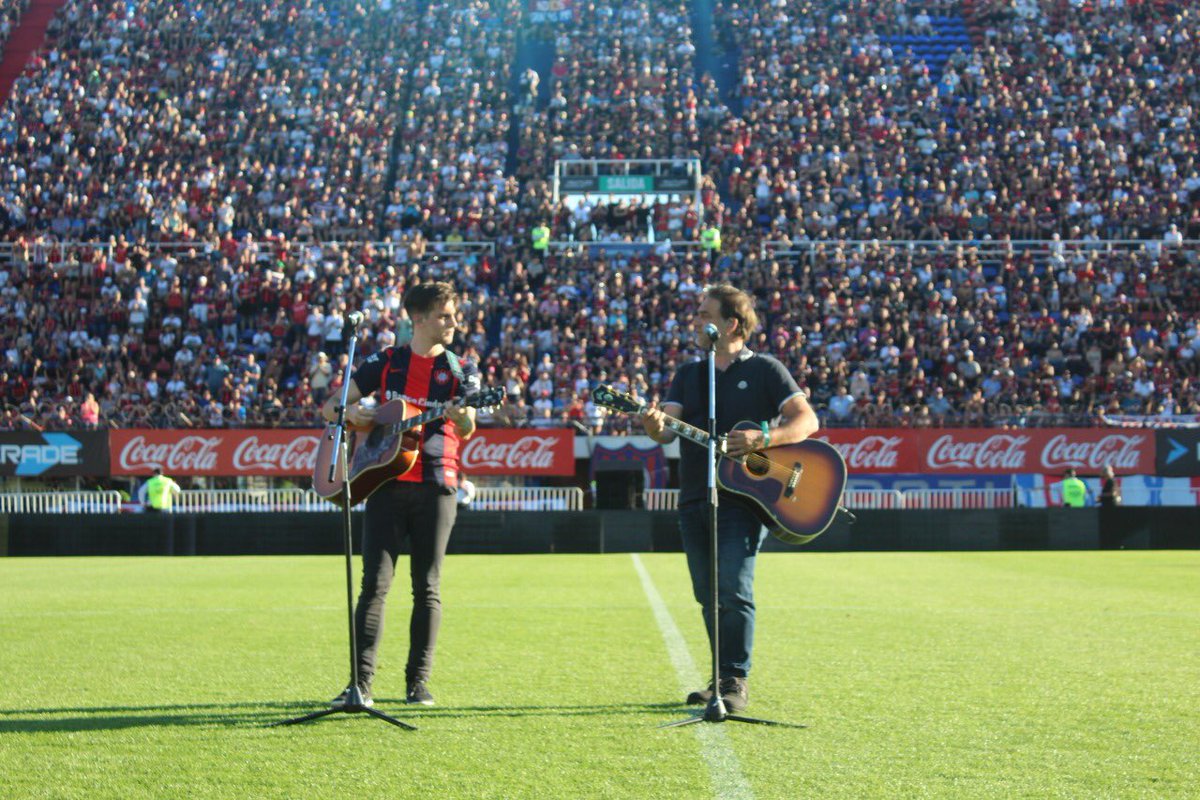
[813,430,922,473]
[110,429,322,476]
[110,428,576,477]
[813,429,1155,475]
[107,427,1153,477]
[460,428,575,476]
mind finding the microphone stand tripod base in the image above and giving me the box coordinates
[660,696,807,729]
[271,684,417,730]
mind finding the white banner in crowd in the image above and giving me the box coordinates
[1101,414,1200,429]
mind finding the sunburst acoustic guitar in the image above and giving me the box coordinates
[591,384,849,544]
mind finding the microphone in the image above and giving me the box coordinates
[702,323,720,346]
[345,311,364,328]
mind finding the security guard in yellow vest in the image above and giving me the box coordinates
[531,223,550,254]
[142,467,182,512]
[700,223,721,261]
[1059,468,1088,508]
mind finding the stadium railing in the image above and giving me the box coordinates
[469,486,584,511]
[173,489,329,513]
[761,238,1200,262]
[0,491,123,514]
[647,488,1017,511]
[901,488,1016,510]
[0,239,495,265]
[644,488,680,510]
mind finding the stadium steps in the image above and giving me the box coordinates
[506,33,554,177]
[688,0,741,208]
[0,0,69,105]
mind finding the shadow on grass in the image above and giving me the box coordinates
[0,701,685,733]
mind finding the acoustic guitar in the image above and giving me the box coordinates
[591,384,848,544]
[312,388,503,506]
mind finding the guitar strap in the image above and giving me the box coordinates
[444,349,465,384]
[378,346,393,402]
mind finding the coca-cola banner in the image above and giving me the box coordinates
[814,429,1155,475]
[110,429,321,476]
[814,430,921,473]
[460,428,575,476]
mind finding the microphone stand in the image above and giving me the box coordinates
[662,333,801,729]
[273,317,416,730]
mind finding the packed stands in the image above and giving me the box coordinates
[1,0,1199,433]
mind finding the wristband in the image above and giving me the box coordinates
[760,421,771,449]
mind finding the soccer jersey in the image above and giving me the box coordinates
[351,345,480,488]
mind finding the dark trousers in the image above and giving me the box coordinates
[679,499,768,679]
[354,482,457,688]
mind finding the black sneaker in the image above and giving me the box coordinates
[330,683,373,709]
[406,680,434,706]
[719,677,749,713]
[686,682,715,705]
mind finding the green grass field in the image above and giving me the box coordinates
[1,551,1197,799]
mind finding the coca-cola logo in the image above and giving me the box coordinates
[461,434,561,471]
[927,434,1030,470]
[1040,434,1146,470]
[119,434,222,472]
[822,435,901,470]
[232,435,320,473]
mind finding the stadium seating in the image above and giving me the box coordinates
[0,0,1198,432]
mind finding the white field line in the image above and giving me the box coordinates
[631,553,755,800]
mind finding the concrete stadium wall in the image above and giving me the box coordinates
[2,509,1197,556]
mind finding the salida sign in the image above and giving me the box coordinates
[814,429,1154,475]
[111,430,321,476]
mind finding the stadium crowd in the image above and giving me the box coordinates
[1,0,1199,433]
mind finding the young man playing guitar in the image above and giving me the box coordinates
[322,281,479,708]
[641,284,819,712]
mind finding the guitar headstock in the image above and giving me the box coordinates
[591,384,647,415]
[465,387,505,411]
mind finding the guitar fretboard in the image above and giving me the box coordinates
[660,415,714,448]
[399,404,448,431]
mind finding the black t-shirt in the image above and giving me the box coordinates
[351,345,481,488]
[665,349,804,505]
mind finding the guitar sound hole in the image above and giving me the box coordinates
[746,458,769,477]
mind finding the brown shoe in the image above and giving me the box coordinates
[719,677,749,712]
[686,682,715,705]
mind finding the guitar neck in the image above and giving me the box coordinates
[657,411,714,449]
[401,404,447,431]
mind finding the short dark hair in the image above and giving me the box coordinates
[403,281,458,317]
[705,284,759,340]
[1064,468,1076,478]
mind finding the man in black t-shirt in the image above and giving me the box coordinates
[642,284,818,712]
[322,282,479,708]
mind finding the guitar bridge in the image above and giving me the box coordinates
[783,462,803,499]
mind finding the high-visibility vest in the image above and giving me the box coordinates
[531,225,550,251]
[700,226,721,251]
[1061,477,1087,507]
[145,475,178,509]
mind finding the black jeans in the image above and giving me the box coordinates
[678,499,768,679]
[355,482,457,687]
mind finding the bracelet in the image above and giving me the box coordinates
[760,421,771,449]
